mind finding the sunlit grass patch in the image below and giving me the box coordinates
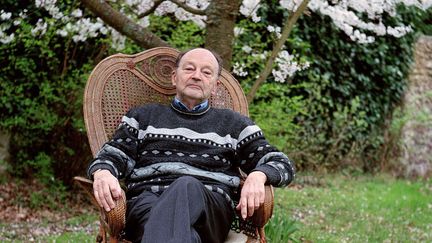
[273,174,432,242]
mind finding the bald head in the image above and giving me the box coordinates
[175,48,223,77]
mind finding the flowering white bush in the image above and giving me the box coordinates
[0,0,429,80]
[233,62,249,77]
[272,50,310,82]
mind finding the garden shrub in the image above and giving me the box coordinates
[0,2,102,186]
[231,2,429,172]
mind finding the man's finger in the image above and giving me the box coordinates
[240,198,248,219]
[102,183,116,210]
[254,196,260,209]
[247,196,255,217]
[110,184,121,200]
[94,190,103,209]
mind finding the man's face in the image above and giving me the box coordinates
[172,48,219,108]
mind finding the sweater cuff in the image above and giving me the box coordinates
[252,164,281,186]
[87,162,118,180]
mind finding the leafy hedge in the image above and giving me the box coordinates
[0,2,99,185]
[233,3,430,172]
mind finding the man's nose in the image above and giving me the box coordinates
[191,70,202,80]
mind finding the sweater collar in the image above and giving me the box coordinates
[171,97,210,115]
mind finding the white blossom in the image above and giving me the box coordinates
[240,0,262,22]
[234,27,245,37]
[0,10,12,20]
[299,0,426,44]
[31,19,48,36]
[110,29,126,50]
[267,25,282,38]
[71,9,82,18]
[279,0,303,12]
[242,45,252,53]
[56,29,68,37]
[138,16,150,28]
[19,10,28,19]
[233,62,248,77]
[153,1,208,28]
[136,0,156,15]
[252,52,268,60]
[272,50,309,82]
[0,32,14,44]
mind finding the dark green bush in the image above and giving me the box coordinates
[0,3,100,186]
[233,2,430,172]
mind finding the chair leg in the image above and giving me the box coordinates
[258,227,266,243]
[97,225,107,243]
[109,238,119,243]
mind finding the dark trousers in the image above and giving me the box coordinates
[124,176,234,243]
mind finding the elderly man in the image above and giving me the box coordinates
[87,48,295,243]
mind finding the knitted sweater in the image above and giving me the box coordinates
[87,101,295,205]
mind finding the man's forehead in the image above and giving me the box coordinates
[179,49,218,67]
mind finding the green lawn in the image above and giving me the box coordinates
[266,173,432,242]
[3,173,430,243]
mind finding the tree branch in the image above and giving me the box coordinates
[80,0,169,49]
[137,0,164,19]
[169,0,207,15]
[246,0,310,104]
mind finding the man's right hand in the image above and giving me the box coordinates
[93,169,122,212]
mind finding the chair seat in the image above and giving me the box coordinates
[225,230,257,243]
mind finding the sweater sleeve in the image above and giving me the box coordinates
[87,108,140,180]
[236,122,295,187]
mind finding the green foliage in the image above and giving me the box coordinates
[234,3,429,171]
[29,184,68,209]
[289,9,419,170]
[265,206,299,242]
[249,83,307,154]
[148,15,205,49]
[0,2,101,185]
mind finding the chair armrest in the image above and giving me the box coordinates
[73,176,126,238]
[250,185,274,227]
[237,169,275,228]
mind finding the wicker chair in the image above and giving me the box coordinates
[74,47,274,243]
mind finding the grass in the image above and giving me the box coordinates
[266,173,432,242]
[5,173,430,242]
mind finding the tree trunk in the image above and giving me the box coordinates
[204,0,242,70]
[80,0,169,49]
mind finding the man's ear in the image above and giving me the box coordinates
[171,71,177,86]
[210,79,220,96]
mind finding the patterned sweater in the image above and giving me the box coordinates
[87,101,295,205]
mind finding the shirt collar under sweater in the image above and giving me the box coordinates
[171,97,210,115]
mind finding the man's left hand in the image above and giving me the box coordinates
[236,171,267,219]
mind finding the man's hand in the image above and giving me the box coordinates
[236,171,267,220]
[93,169,122,212]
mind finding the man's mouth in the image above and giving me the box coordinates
[187,84,201,90]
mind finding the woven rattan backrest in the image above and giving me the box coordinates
[84,47,249,156]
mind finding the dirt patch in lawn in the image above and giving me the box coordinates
[0,178,98,241]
